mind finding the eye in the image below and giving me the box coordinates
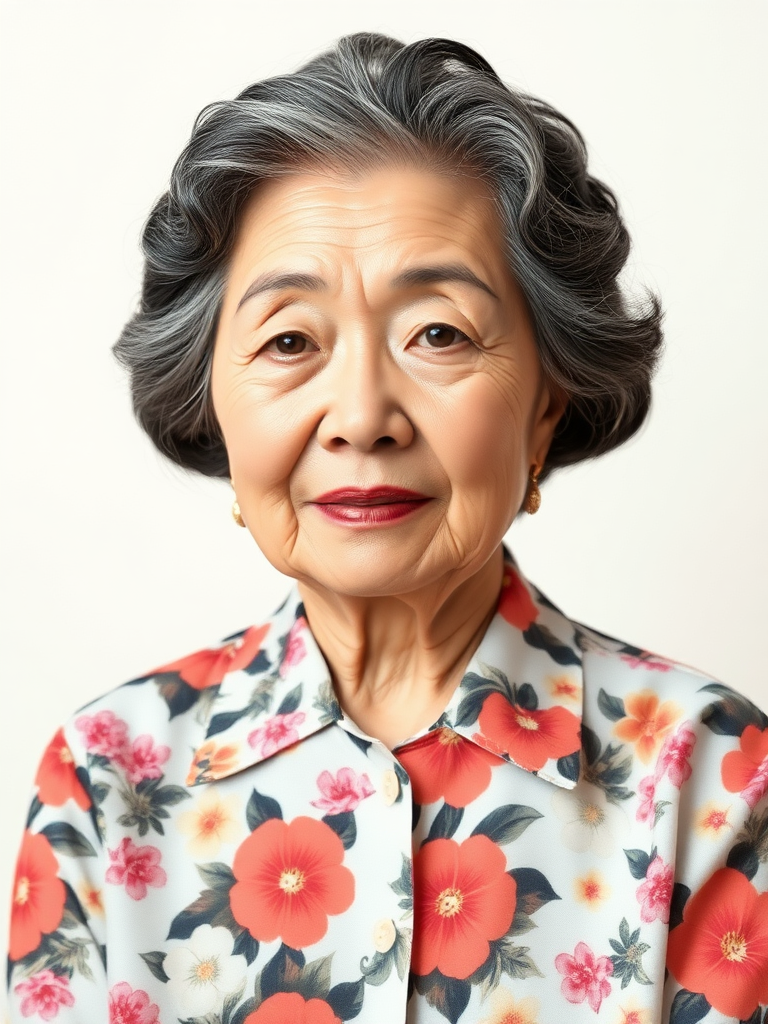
[415,323,471,349]
[261,332,316,356]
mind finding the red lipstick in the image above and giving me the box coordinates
[312,487,431,526]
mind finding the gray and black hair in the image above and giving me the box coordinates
[114,32,663,480]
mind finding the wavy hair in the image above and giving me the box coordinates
[114,32,663,480]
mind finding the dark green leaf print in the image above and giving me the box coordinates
[389,853,413,917]
[597,688,626,722]
[258,943,307,1001]
[154,674,202,719]
[608,918,652,988]
[277,683,302,716]
[413,970,471,1024]
[699,682,768,736]
[246,788,283,831]
[468,937,543,997]
[508,867,560,914]
[726,841,760,881]
[624,848,652,880]
[116,778,191,837]
[39,823,96,858]
[322,811,357,849]
[669,989,711,1024]
[556,750,580,783]
[425,803,464,843]
[140,949,169,983]
[522,623,582,666]
[327,978,365,1021]
[471,804,542,845]
[668,883,691,931]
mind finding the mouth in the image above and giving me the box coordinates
[311,487,431,526]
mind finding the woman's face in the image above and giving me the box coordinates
[211,164,564,596]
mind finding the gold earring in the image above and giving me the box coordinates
[232,500,246,528]
[524,465,542,515]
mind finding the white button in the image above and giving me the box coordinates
[381,769,400,805]
[373,917,397,953]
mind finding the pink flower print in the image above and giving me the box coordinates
[280,617,308,676]
[555,941,614,1011]
[636,855,673,923]
[14,970,75,1020]
[655,723,696,788]
[106,838,167,900]
[636,776,656,825]
[108,982,160,1024]
[620,653,671,672]
[115,734,171,784]
[75,710,129,758]
[311,767,375,814]
[248,711,306,758]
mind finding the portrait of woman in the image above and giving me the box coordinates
[3,4,767,1024]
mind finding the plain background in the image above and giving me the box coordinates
[1,0,766,986]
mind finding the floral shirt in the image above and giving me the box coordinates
[7,547,768,1024]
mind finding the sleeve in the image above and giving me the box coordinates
[662,684,768,1024]
[7,725,109,1022]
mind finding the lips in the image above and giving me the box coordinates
[313,487,429,505]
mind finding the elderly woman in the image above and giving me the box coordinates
[7,32,768,1024]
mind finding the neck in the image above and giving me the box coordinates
[296,544,504,747]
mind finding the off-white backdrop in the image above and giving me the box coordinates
[1,0,766,984]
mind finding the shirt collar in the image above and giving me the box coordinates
[188,545,583,790]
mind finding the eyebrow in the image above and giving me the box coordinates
[236,271,327,311]
[235,261,499,312]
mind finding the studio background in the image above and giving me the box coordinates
[1,0,766,982]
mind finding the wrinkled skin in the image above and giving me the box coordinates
[211,164,564,746]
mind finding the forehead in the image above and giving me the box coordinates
[227,164,508,275]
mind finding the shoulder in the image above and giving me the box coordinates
[574,618,767,728]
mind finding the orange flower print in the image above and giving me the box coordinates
[396,729,501,807]
[78,880,105,918]
[497,565,538,630]
[35,728,91,810]
[693,801,733,840]
[549,675,581,703]
[186,741,240,785]
[477,693,581,772]
[613,690,682,764]
[721,724,768,808]
[230,816,354,949]
[666,867,768,1019]
[10,831,66,961]
[412,834,516,979]
[244,992,342,1024]
[155,622,270,690]
[574,870,611,910]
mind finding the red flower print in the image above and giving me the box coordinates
[279,616,309,676]
[666,867,768,1019]
[477,693,581,772]
[636,855,673,924]
[10,831,66,961]
[114,734,171,784]
[397,729,500,807]
[555,941,613,1011]
[497,565,538,630]
[14,970,74,1020]
[35,728,90,810]
[230,816,354,948]
[153,622,270,691]
[75,710,129,758]
[412,834,516,980]
[248,711,306,758]
[106,838,167,900]
[721,724,768,808]
[244,992,342,1024]
[310,767,375,814]
[655,723,695,788]
[186,740,240,785]
[108,982,161,1024]
[613,690,682,764]
[635,776,656,825]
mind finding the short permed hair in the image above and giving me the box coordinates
[114,32,663,481]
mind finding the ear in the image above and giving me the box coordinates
[530,380,568,468]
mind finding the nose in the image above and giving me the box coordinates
[316,332,415,452]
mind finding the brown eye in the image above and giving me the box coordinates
[264,333,313,355]
[418,324,469,348]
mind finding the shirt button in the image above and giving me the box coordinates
[381,769,400,805]
[373,917,397,953]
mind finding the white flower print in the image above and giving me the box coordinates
[551,782,630,857]
[164,924,247,1017]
